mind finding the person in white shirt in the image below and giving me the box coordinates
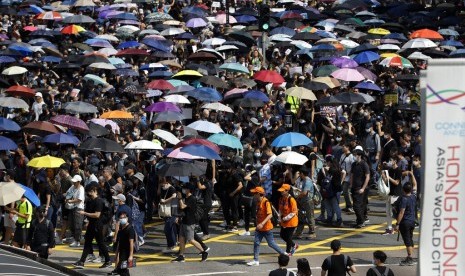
[31,92,47,121]
[339,143,355,213]
[83,167,99,186]
[65,175,85,247]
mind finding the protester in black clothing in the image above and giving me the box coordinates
[196,176,213,240]
[350,147,370,228]
[240,166,258,236]
[108,211,135,276]
[366,250,395,276]
[321,240,356,276]
[73,184,111,269]
[222,163,243,232]
[26,206,55,259]
[144,155,158,222]
[296,258,312,276]
[269,254,295,276]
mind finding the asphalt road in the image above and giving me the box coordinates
[48,195,419,276]
[0,248,69,276]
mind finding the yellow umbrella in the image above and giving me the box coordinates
[368,28,390,35]
[380,53,400,58]
[313,77,340,89]
[172,70,203,78]
[100,110,133,119]
[285,87,317,101]
[28,155,65,168]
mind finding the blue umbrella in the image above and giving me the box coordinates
[0,118,20,131]
[148,71,173,78]
[117,40,140,49]
[181,6,206,17]
[208,133,242,149]
[186,17,207,28]
[354,81,382,91]
[383,33,407,41]
[8,45,33,56]
[244,90,270,102]
[40,56,62,63]
[141,38,171,52]
[42,133,80,145]
[235,15,257,23]
[187,87,222,102]
[309,43,336,52]
[0,136,17,150]
[270,26,296,37]
[115,68,139,77]
[0,56,16,63]
[353,51,380,64]
[175,32,195,40]
[271,132,313,147]
[440,40,463,47]
[18,184,40,207]
[109,12,138,21]
[180,144,222,160]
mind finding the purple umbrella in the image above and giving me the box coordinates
[354,81,382,91]
[50,115,89,132]
[186,18,207,28]
[331,68,365,82]
[145,102,182,113]
[330,57,358,68]
[99,10,122,19]
[355,67,377,82]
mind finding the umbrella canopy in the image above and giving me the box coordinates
[219,63,250,74]
[90,119,120,133]
[0,136,17,150]
[62,101,99,114]
[180,144,222,160]
[334,92,375,104]
[0,182,25,206]
[271,132,313,147]
[2,66,28,75]
[379,56,413,68]
[158,160,206,177]
[5,85,36,98]
[253,70,285,84]
[145,102,181,113]
[187,120,224,134]
[402,38,436,49]
[187,87,223,102]
[125,140,163,150]
[353,51,380,64]
[331,68,365,82]
[163,95,190,104]
[275,151,309,165]
[152,129,180,145]
[88,122,111,137]
[285,87,317,100]
[354,81,382,91]
[201,102,234,113]
[410,29,443,40]
[100,110,133,119]
[42,133,80,145]
[0,117,21,131]
[207,133,242,149]
[175,138,221,153]
[50,115,89,132]
[79,137,125,152]
[28,155,65,168]
[18,184,40,207]
[244,90,269,102]
[23,121,61,136]
[167,148,205,159]
[153,111,186,123]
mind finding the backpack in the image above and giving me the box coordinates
[372,267,391,276]
[128,195,141,223]
[267,200,280,226]
[312,182,322,206]
[194,198,204,223]
[325,254,350,275]
[320,170,336,199]
[100,199,112,224]
[377,170,390,199]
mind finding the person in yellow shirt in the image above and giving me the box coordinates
[247,187,284,267]
[278,184,299,256]
[9,195,33,248]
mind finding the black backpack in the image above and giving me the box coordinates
[194,198,204,223]
[320,171,336,199]
[100,199,112,224]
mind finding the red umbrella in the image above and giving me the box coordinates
[115,49,149,57]
[5,85,36,98]
[50,115,89,132]
[174,138,220,153]
[253,70,285,84]
[23,121,61,136]
[147,79,174,90]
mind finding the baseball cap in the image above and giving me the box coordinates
[365,122,373,129]
[278,184,291,192]
[250,117,260,125]
[71,175,82,182]
[112,194,126,202]
[250,186,265,195]
[35,92,43,98]
[133,172,145,182]
[124,163,136,171]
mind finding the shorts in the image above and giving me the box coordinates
[62,207,70,220]
[179,224,195,241]
[3,214,17,229]
[13,226,28,245]
[399,221,415,247]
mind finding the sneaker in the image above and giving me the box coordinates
[219,221,227,227]
[228,227,238,233]
[307,233,316,239]
[364,218,370,224]
[92,256,103,263]
[332,221,343,227]
[172,255,185,263]
[72,261,84,269]
[198,247,210,254]
[69,241,80,247]
[240,231,251,236]
[238,219,245,227]
[246,260,259,266]
[162,247,177,254]
[290,243,299,255]
[347,208,355,213]
[200,251,209,262]
[400,257,415,266]
[107,270,118,275]
[99,262,112,269]
[354,224,366,229]
[138,240,145,247]
[381,229,394,235]
[202,234,210,240]
[85,254,97,262]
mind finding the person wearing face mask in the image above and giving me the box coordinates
[410,117,420,139]
[366,250,395,276]
[25,205,55,259]
[380,158,402,236]
[108,211,135,276]
[31,92,48,121]
[350,147,370,228]
[380,130,397,164]
[363,123,381,185]
[158,178,178,253]
[112,194,132,246]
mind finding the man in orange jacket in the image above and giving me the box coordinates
[246,187,285,267]
[278,184,299,255]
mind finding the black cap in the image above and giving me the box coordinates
[125,163,136,171]
[184,183,196,191]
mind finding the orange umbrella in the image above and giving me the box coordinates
[410,29,444,40]
[61,25,85,35]
[5,85,36,98]
[100,110,133,119]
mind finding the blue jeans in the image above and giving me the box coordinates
[164,216,177,248]
[133,211,144,242]
[324,193,342,223]
[253,230,284,262]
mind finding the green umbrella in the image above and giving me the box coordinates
[208,133,242,149]
[168,79,188,87]
[313,65,338,77]
[83,74,108,86]
[219,63,250,74]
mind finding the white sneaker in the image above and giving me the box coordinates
[92,256,103,263]
[138,240,145,247]
[238,220,245,227]
[246,260,259,266]
[162,247,177,253]
[69,241,80,247]
[85,254,96,262]
[219,221,227,227]
[240,231,251,236]
[212,200,220,207]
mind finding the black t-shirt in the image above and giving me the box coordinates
[321,254,354,276]
[381,139,398,163]
[366,266,395,276]
[38,182,51,206]
[160,186,176,200]
[200,180,213,208]
[182,195,196,225]
[225,173,242,194]
[85,197,104,224]
[117,224,135,255]
[351,160,370,191]
[388,167,402,197]
[269,268,295,276]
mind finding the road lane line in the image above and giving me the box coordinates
[177,271,246,276]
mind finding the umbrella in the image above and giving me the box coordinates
[352,51,380,64]
[402,38,436,49]
[2,66,27,75]
[163,95,190,104]
[35,11,62,20]
[152,129,180,145]
[63,101,99,114]
[407,51,432,60]
[186,120,224,134]
[285,87,317,100]
[5,85,36,98]
[303,81,332,91]
[28,155,65,168]
[61,25,86,35]
[207,133,242,149]
[233,98,265,108]
[79,137,125,153]
[147,79,174,90]
[125,140,163,150]
[172,70,203,79]
[201,102,234,113]
[334,92,375,104]
[153,111,186,123]
[167,148,205,160]
[88,122,110,137]
[0,136,17,150]
[379,56,413,68]
[275,151,309,165]
[42,133,80,145]
[244,90,270,102]
[180,144,221,160]
[18,184,40,207]
[199,76,229,89]
[23,121,61,136]
[0,97,29,109]
[271,132,313,147]
[145,102,181,113]
[100,110,133,119]
[187,87,223,102]
[0,117,21,131]
[253,70,285,84]
[62,14,95,24]
[331,68,365,82]
[0,182,25,206]
[410,29,443,40]
[330,57,358,68]
[50,115,89,132]
[313,65,338,77]
[186,18,207,28]
[83,74,108,86]
[219,63,249,74]
[175,138,221,153]
[90,119,120,133]
[158,160,206,177]
[354,81,382,91]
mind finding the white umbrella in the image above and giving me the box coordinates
[0,182,25,206]
[98,48,118,56]
[0,97,29,109]
[88,62,117,70]
[2,66,27,75]
[269,34,292,42]
[291,40,312,49]
[275,151,309,165]
[95,34,119,42]
[74,0,96,6]
[215,45,238,52]
[187,120,224,134]
[160,28,185,36]
[338,39,359,48]
[117,25,140,33]
[201,102,234,113]
[202,38,226,47]
[402,38,437,49]
[124,140,163,150]
[407,51,432,60]
[163,95,190,104]
[152,129,180,145]
[377,44,400,51]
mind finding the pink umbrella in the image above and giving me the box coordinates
[167,148,205,159]
[50,115,89,132]
[331,68,365,82]
[215,14,237,24]
[224,88,248,98]
[355,67,377,82]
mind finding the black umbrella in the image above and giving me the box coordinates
[62,14,96,24]
[395,74,419,82]
[199,75,229,89]
[227,31,255,47]
[81,55,110,66]
[158,160,207,177]
[234,7,257,16]
[88,122,110,137]
[304,81,330,91]
[315,95,343,106]
[78,137,124,152]
[233,98,265,108]
[350,43,378,55]
[292,32,321,41]
[396,103,420,112]
[54,63,80,70]
[152,51,175,58]
[335,92,374,104]
[153,111,186,123]
[231,77,256,88]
